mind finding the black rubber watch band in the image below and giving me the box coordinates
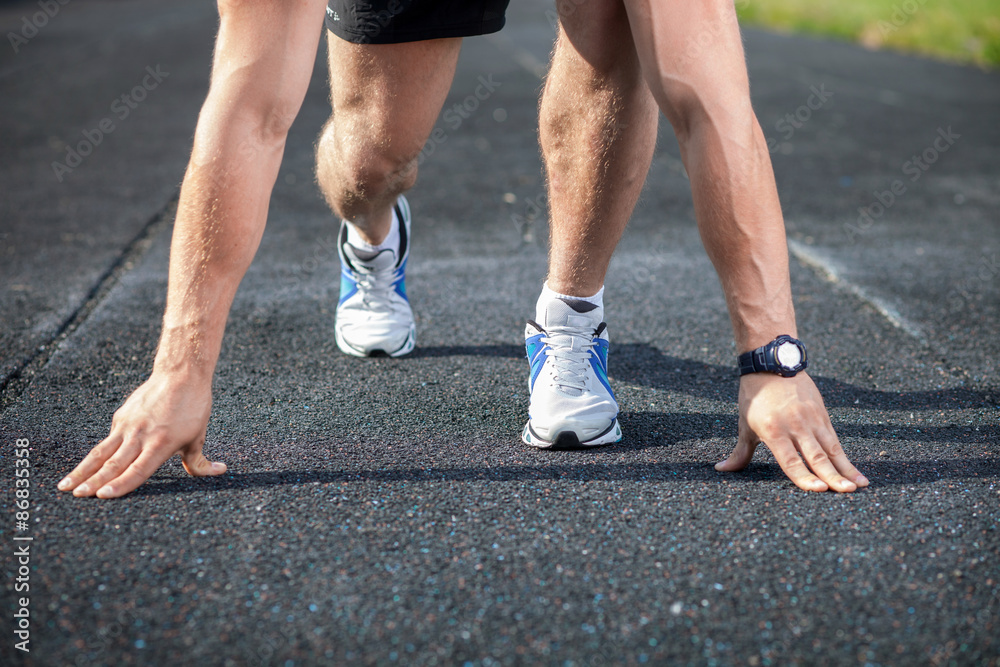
[738,335,808,377]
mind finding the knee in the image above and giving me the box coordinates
[344,150,419,203]
[316,122,420,217]
[543,8,644,140]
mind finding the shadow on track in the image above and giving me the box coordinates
[611,343,998,411]
[118,455,999,498]
[408,342,998,410]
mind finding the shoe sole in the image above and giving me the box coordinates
[520,419,622,450]
[335,324,416,358]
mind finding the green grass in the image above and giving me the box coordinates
[736,0,1000,68]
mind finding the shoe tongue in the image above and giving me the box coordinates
[544,297,602,329]
[345,244,396,272]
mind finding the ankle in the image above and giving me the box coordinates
[346,203,399,252]
[536,282,605,323]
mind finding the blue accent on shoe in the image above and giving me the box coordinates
[587,338,613,397]
[339,270,358,305]
[592,338,609,370]
[589,355,615,398]
[393,258,408,300]
[525,333,546,389]
[526,334,545,363]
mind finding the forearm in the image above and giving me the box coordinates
[153,0,325,381]
[683,115,797,352]
[60,0,328,499]
[154,104,286,381]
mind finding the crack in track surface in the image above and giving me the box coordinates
[0,194,178,413]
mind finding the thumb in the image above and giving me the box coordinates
[715,419,759,472]
[181,435,227,477]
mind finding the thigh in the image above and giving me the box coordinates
[326,33,462,160]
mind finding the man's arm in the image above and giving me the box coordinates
[57,0,328,499]
[622,0,868,492]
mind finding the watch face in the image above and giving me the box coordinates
[776,341,803,369]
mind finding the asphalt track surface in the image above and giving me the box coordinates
[1,1,998,665]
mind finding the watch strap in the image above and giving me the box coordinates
[738,335,807,377]
[738,346,771,375]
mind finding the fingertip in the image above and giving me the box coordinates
[57,477,73,491]
[211,461,227,475]
[715,454,744,472]
[182,452,220,477]
[718,454,751,472]
[855,474,870,487]
[73,484,92,497]
[96,485,116,499]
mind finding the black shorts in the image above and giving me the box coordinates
[326,0,510,44]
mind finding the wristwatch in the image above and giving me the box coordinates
[738,335,808,377]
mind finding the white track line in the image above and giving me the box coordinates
[788,239,926,343]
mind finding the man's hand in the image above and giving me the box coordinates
[57,373,226,499]
[715,372,869,492]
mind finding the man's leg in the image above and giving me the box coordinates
[540,3,659,297]
[315,34,462,357]
[537,0,867,491]
[521,3,657,449]
[58,0,328,498]
[316,35,461,242]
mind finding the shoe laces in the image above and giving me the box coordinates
[541,325,596,396]
[353,266,400,312]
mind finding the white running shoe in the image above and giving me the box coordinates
[522,297,621,449]
[335,196,415,357]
